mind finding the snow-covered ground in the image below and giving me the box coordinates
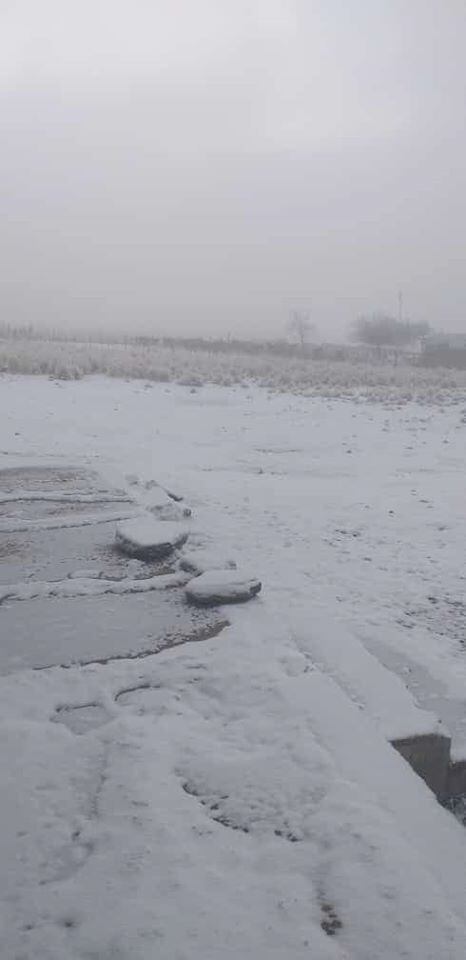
[2,374,466,959]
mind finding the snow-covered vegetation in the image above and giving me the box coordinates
[1,336,466,404]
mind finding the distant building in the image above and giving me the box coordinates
[420,333,466,367]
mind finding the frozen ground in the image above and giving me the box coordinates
[1,374,466,959]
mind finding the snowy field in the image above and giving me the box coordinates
[2,373,466,959]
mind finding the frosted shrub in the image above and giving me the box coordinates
[2,337,466,405]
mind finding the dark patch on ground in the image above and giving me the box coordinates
[443,795,466,827]
[164,487,184,502]
[273,828,301,842]
[320,901,343,936]
[102,542,176,578]
[397,594,466,645]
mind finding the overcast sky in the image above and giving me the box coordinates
[1,1,465,340]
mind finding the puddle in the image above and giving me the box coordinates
[0,464,227,675]
[0,592,227,673]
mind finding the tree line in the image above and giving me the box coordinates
[351,313,431,348]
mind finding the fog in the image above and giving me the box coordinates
[1,0,465,340]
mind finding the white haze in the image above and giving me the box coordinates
[1,1,465,340]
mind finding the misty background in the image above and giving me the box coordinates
[1,0,465,341]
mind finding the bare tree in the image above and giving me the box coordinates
[288,311,315,351]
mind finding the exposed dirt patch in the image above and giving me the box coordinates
[102,543,176,578]
[320,901,343,936]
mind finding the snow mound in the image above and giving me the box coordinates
[115,516,189,559]
[186,570,261,605]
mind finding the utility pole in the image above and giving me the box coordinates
[398,289,403,325]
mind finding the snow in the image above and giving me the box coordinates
[0,490,131,503]
[125,474,189,518]
[180,548,237,575]
[2,373,466,958]
[115,516,189,558]
[186,569,262,604]
[1,616,466,959]
[0,570,186,604]
[0,508,138,533]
